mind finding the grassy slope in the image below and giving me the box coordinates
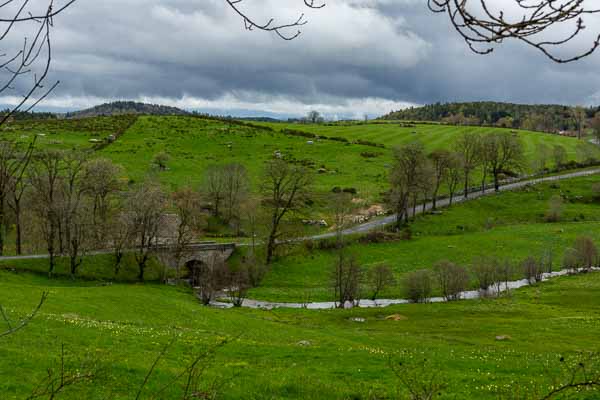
[250,175,600,301]
[257,121,590,164]
[98,116,389,198]
[1,116,137,150]
[2,270,600,399]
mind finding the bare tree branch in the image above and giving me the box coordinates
[224,0,325,40]
[0,291,47,339]
[428,0,600,63]
[0,0,75,128]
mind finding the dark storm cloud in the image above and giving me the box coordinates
[2,0,600,117]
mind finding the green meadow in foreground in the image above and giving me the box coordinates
[1,269,600,399]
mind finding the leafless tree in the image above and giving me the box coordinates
[331,251,363,308]
[591,112,600,145]
[6,140,35,255]
[545,194,563,222]
[261,158,312,264]
[552,145,568,169]
[571,105,587,140]
[202,164,227,218]
[534,143,552,173]
[306,110,323,124]
[28,149,64,276]
[434,260,469,301]
[0,0,76,127]
[472,256,498,294]
[58,153,88,278]
[428,149,452,210]
[125,181,167,281]
[81,158,123,245]
[108,209,131,276]
[196,253,226,305]
[482,132,525,191]
[222,163,249,231]
[171,187,203,281]
[445,152,462,206]
[223,263,251,307]
[329,191,355,247]
[367,263,395,301]
[522,256,544,284]
[389,142,427,227]
[454,133,481,199]
[572,236,598,271]
[576,141,598,165]
[0,138,35,256]
[403,269,433,303]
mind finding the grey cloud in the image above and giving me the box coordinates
[1,0,600,118]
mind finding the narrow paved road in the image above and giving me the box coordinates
[310,168,600,240]
[1,168,599,262]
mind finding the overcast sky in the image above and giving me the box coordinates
[2,0,600,119]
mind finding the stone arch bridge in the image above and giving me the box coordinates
[153,242,236,271]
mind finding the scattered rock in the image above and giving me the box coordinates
[495,335,511,341]
[385,314,407,321]
[297,340,312,347]
[349,317,366,323]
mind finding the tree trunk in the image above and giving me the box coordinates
[15,203,22,255]
[463,172,469,199]
[266,232,277,265]
[494,172,500,192]
[138,254,147,282]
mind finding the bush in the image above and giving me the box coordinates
[367,264,396,300]
[562,248,579,273]
[522,256,543,283]
[403,270,432,303]
[573,236,598,271]
[434,261,470,301]
[472,257,498,291]
[545,195,563,222]
[342,187,357,195]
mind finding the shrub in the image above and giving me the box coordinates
[472,257,498,291]
[434,261,470,301]
[545,195,563,222]
[367,264,396,300]
[562,248,579,273]
[573,236,598,271]
[522,256,544,283]
[342,187,357,195]
[403,270,432,303]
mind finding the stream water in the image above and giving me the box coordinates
[210,268,597,310]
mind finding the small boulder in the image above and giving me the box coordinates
[495,335,511,341]
[385,314,407,321]
[297,340,312,347]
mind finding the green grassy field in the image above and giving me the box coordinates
[3,116,594,204]
[2,115,137,150]
[2,269,600,399]
[250,175,600,301]
[257,121,591,161]
[2,116,600,398]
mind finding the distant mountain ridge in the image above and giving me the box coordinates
[66,101,189,118]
